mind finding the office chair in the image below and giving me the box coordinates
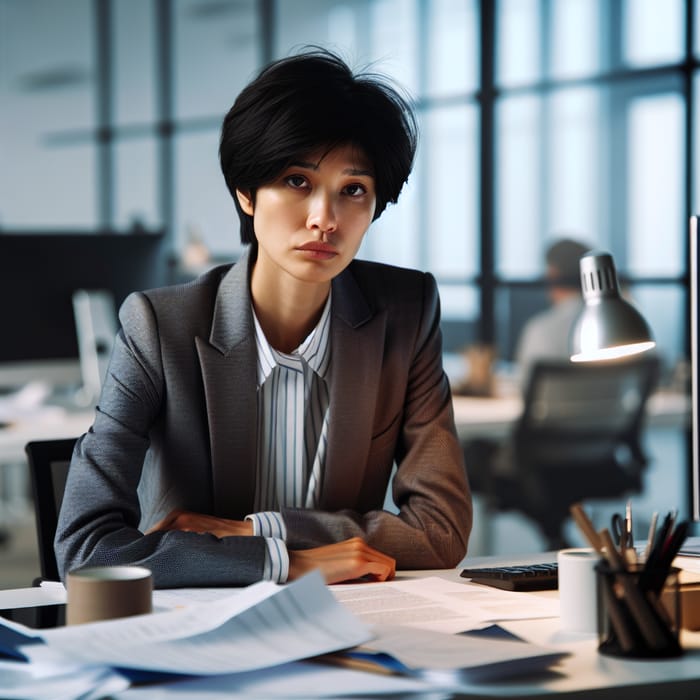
[25,437,77,583]
[465,356,660,551]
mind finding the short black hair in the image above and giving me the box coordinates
[219,48,418,245]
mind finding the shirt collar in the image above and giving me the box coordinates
[254,291,332,386]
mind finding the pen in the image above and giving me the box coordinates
[644,511,659,562]
[645,510,674,573]
[314,652,401,677]
[663,519,689,559]
[621,501,636,565]
[668,509,679,536]
[625,500,634,550]
[640,510,679,593]
[648,520,690,595]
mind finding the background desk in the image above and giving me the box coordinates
[0,409,93,466]
[0,409,92,532]
[0,389,689,463]
[0,388,690,562]
[452,389,691,442]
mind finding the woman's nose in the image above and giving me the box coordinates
[306,191,337,234]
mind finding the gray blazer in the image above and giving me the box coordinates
[55,248,472,587]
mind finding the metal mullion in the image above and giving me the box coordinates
[95,0,112,231]
[155,0,175,273]
[479,0,497,345]
[418,0,430,270]
[259,0,274,64]
[684,0,696,517]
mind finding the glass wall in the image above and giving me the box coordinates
[0,0,97,229]
[0,0,695,370]
[492,1,690,374]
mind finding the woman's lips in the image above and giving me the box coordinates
[296,242,338,259]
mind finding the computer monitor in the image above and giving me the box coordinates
[691,215,700,521]
[0,232,168,386]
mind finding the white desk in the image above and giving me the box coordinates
[407,562,700,699]
[452,389,691,442]
[2,557,700,699]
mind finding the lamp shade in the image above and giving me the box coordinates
[570,251,656,362]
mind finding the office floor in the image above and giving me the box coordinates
[0,512,40,589]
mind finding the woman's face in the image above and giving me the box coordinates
[237,143,377,287]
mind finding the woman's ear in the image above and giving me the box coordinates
[236,189,254,216]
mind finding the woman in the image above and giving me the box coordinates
[55,49,472,588]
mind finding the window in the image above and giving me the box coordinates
[0,0,96,229]
[0,0,695,372]
[174,0,260,121]
[492,1,690,372]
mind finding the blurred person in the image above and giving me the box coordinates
[514,237,591,386]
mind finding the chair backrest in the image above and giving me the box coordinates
[516,356,660,469]
[500,356,660,549]
[25,438,77,583]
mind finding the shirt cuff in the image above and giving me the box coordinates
[245,511,287,540]
[263,537,289,583]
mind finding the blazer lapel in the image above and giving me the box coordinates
[195,254,387,515]
[196,248,258,518]
[322,267,386,510]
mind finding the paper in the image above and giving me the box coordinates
[104,660,436,699]
[331,576,559,634]
[0,659,128,700]
[362,623,568,683]
[675,555,700,579]
[152,586,247,608]
[7,573,563,695]
[20,571,372,676]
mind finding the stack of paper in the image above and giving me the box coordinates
[20,572,370,675]
[0,571,569,698]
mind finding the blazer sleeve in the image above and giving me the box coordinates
[54,291,267,588]
[282,272,473,569]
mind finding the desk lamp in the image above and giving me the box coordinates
[570,251,656,363]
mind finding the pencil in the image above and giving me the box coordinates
[569,503,603,553]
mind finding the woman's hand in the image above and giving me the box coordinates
[288,537,396,584]
[145,509,254,537]
[147,515,394,584]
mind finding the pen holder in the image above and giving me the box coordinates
[595,562,682,659]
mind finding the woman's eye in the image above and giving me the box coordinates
[285,175,308,189]
[344,183,367,197]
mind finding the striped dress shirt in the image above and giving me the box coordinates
[245,293,332,582]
